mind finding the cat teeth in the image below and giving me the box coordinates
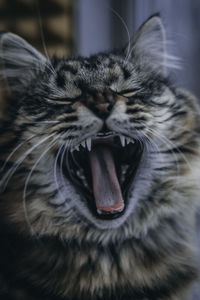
[126,137,131,145]
[86,138,92,151]
[81,138,92,151]
[120,135,125,147]
[125,136,134,145]
[121,164,129,183]
[71,138,92,152]
[76,169,89,188]
[74,144,80,151]
[119,135,134,147]
[71,135,134,152]
[81,140,86,149]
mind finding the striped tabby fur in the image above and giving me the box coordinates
[0,15,200,300]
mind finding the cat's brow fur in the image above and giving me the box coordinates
[0,16,200,300]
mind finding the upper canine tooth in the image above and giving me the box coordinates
[86,138,92,151]
[120,135,125,147]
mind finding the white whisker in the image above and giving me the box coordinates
[109,7,131,66]
[54,144,65,201]
[0,133,56,190]
[54,129,75,202]
[35,0,56,76]
[0,134,36,173]
[147,126,192,172]
[23,121,59,124]
[132,121,181,180]
[22,136,59,235]
[64,139,83,188]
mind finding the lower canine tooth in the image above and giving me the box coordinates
[97,209,103,215]
[76,170,88,188]
[122,165,129,174]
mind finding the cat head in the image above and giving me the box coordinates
[0,16,197,243]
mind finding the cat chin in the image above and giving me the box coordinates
[77,185,153,231]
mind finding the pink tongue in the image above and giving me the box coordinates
[89,146,124,214]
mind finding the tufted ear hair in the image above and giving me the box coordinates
[0,32,46,93]
[125,15,179,75]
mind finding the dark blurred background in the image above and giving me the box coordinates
[0,0,73,56]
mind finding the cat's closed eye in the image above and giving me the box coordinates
[117,89,139,98]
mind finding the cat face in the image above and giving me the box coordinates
[0,16,199,243]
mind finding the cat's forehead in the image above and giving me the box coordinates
[51,54,139,94]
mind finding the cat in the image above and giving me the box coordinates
[0,14,200,300]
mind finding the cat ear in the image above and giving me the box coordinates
[125,15,174,75]
[0,32,46,92]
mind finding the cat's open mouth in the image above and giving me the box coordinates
[59,133,143,220]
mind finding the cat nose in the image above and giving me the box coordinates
[95,103,109,112]
[94,102,113,119]
[85,91,115,119]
